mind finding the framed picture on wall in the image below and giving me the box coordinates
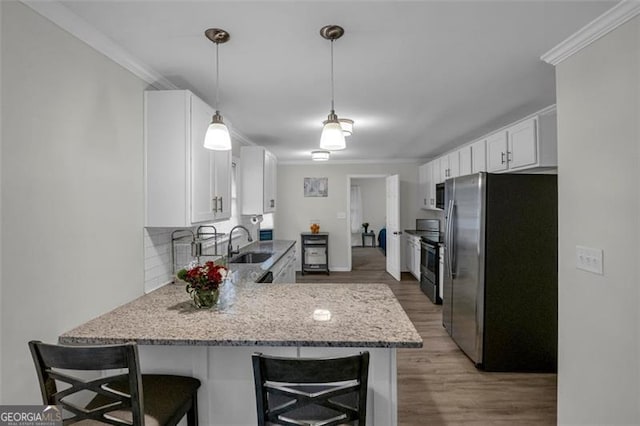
[304,177,328,197]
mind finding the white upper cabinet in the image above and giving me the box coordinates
[418,162,435,209]
[486,108,557,173]
[458,146,472,176]
[439,150,463,181]
[241,146,278,215]
[486,130,509,172]
[470,139,487,173]
[507,118,537,170]
[145,90,231,227]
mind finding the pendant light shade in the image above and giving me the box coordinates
[204,111,231,150]
[204,28,231,151]
[339,118,354,136]
[311,150,330,161]
[320,112,346,151]
[319,25,347,151]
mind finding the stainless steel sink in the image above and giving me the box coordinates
[229,252,273,264]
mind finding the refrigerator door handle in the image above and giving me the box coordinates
[445,199,455,278]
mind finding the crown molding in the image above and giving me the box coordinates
[279,158,422,166]
[541,0,640,66]
[20,0,178,89]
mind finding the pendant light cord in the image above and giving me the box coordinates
[330,39,335,111]
[215,42,220,111]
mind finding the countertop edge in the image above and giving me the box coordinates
[58,336,423,348]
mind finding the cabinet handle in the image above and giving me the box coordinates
[270,199,275,208]
[507,151,512,162]
[501,152,506,164]
[212,198,217,213]
[424,198,427,205]
[219,197,223,212]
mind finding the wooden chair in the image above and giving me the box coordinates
[29,340,200,426]
[252,352,369,426]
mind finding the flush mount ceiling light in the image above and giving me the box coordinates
[319,25,346,151]
[311,150,331,161]
[203,28,232,151]
[339,118,354,136]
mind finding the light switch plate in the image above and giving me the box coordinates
[336,212,346,219]
[575,245,603,275]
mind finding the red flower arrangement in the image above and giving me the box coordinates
[177,261,228,294]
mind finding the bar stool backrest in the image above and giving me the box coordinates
[252,352,369,426]
[29,340,144,425]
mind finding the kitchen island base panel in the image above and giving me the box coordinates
[138,345,397,426]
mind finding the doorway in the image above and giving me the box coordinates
[347,175,387,271]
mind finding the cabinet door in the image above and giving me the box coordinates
[190,95,216,224]
[507,118,537,170]
[213,149,232,220]
[439,156,449,182]
[418,163,431,209]
[448,152,460,178]
[429,160,439,207]
[486,131,508,172]
[263,151,277,213]
[471,139,487,173]
[458,147,471,177]
[432,159,441,185]
[405,237,413,270]
[413,242,421,279]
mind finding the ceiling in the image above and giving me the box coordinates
[59,0,616,163]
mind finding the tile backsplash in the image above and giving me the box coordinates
[144,220,258,294]
[144,228,179,293]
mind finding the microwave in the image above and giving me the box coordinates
[436,183,445,210]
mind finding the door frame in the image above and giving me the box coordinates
[346,174,388,271]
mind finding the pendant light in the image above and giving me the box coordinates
[319,25,346,151]
[203,28,232,151]
[311,150,330,161]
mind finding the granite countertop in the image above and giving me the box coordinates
[59,280,423,348]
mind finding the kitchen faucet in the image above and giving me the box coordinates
[196,225,224,257]
[227,225,253,258]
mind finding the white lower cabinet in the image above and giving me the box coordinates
[145,90,231,227]
[405,235,421,280]
[272,246,296,283]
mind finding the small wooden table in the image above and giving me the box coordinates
[362,231,376,247]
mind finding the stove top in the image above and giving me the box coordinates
[420,232,443,244]
[405,229,443,244]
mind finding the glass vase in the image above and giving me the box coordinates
[192,289,219,309]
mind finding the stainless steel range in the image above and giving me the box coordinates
[416,219,442,304]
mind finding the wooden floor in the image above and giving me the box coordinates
[297,260,557,425]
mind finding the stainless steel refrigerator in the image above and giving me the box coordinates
[443,172,557,372]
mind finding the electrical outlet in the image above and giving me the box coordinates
[336,212,346,219]
[575,245,603,275]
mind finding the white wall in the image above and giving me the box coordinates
[351,178,385,246]
[0,0,3,400]
[276,162,421,271]
[555,16,640,424]
[1,2,147,403]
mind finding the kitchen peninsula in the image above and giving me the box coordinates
[59,245,422,426]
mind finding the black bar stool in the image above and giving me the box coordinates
[29,340,201,426]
